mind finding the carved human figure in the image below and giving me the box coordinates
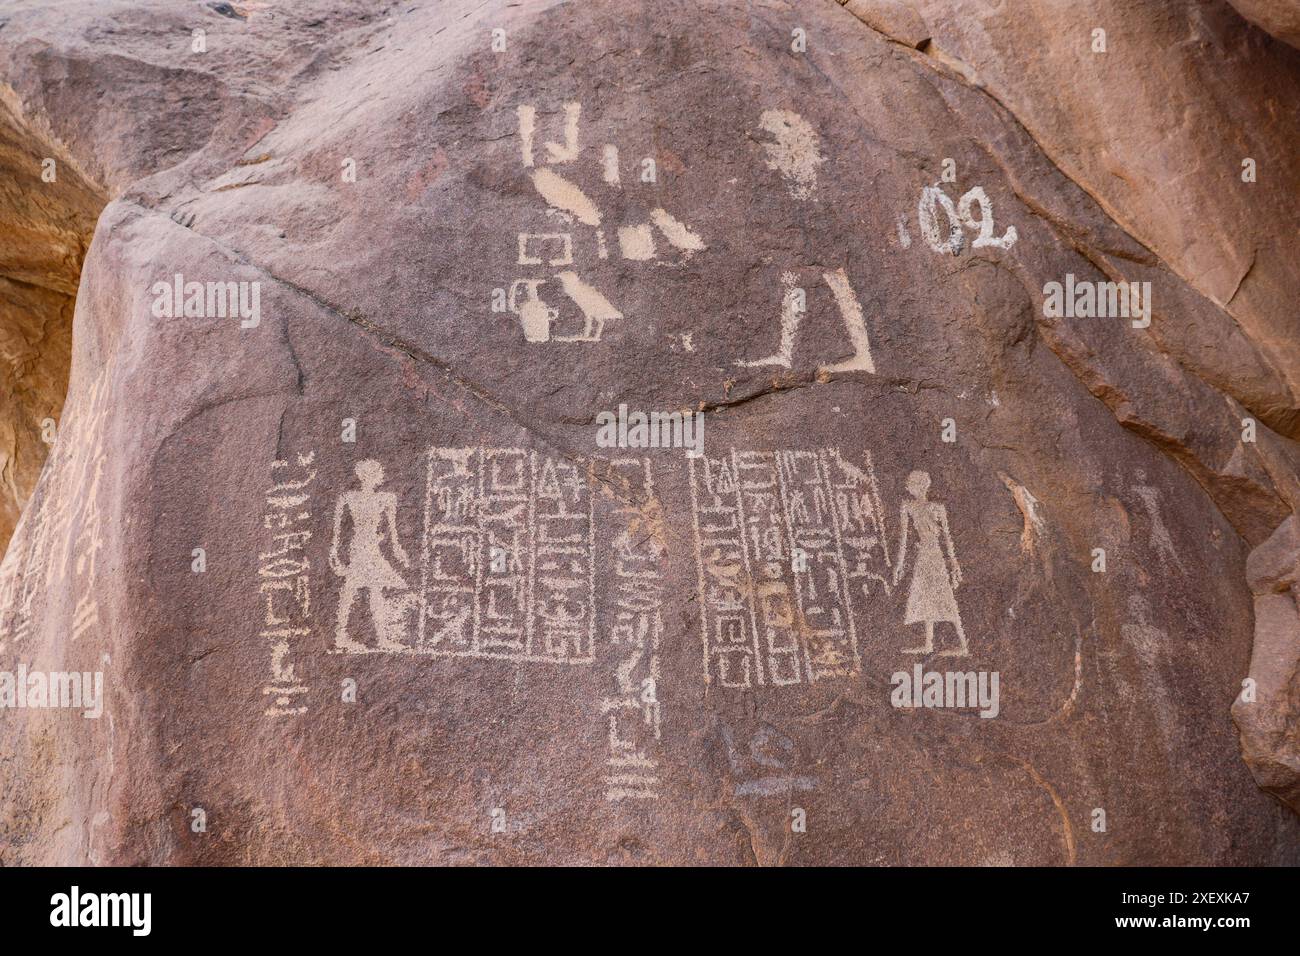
[893,470,967,656]
[1131,468,1182,570]
[330,460,412,652]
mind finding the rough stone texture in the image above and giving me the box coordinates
[1228,0,1300,48]
[0,83,104,551]
[1235,516,1300,810]
[877,0,1300,445]
[0,0,1297,864]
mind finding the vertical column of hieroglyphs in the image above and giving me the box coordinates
[690,447,891,689]
[818,448,894,651]
[65,376,107,645]
[733,451,806,685]
[688,452,763,688]
[475,448,532,657]
[772,449,884,681]
[414,447,593,663]
[596,458,666,801]
[419,447,480,653]
[258,452,317,716]
[527,452,595,662]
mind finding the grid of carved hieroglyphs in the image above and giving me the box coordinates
[416,447,595,662]
[689,447,891,689]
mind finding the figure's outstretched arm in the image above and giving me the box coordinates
[386,501,410,568]
[329,497,348,575]
[893,505,910,586]
[940,507,961,589]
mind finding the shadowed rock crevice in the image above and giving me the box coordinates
[0,88,106,553]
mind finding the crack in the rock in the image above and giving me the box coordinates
[829,0,1261,347]
[126,203,662,510]
[829,0,1294,530]
[1226,246,1258,308]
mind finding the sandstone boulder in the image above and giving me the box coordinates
[0,0,1296,864]
[1228,0,1300,48]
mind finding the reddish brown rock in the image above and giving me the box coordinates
[856,0,1300,442]
[1228,0,1300,48]
[0,0,1297,865]
[0,85,104,552]
[1235,516,1300,811]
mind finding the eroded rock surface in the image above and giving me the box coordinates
[0,85,103,551]
[1235,516,1300,811]
[0,0,1296,864]
[1228,0,1300,48]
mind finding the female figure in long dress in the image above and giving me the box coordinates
[330,460,411,651]
[892,470,967,656]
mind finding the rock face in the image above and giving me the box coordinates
[0,80,103,552]
[1228,0,1300,48]
[0,0,1297,865]
[1235,516,1300,809]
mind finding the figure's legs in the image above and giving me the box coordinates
[938,618,969,657]
[738,278,802,368]
[819,268,876,375]
[372,588,408,651]
[334,580,369,652]
[553,271,620,342]
[902,621,935,654]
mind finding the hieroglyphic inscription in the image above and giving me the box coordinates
[738,268,876,374]
[507,102,705,343]
[320,442,962,797]
[328,448,671,800]
[413,447,595,662]
[689,447,891,688]
[596,458,666,801]
[259,452,318,716]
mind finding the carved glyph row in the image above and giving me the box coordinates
[323,445,967,673]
